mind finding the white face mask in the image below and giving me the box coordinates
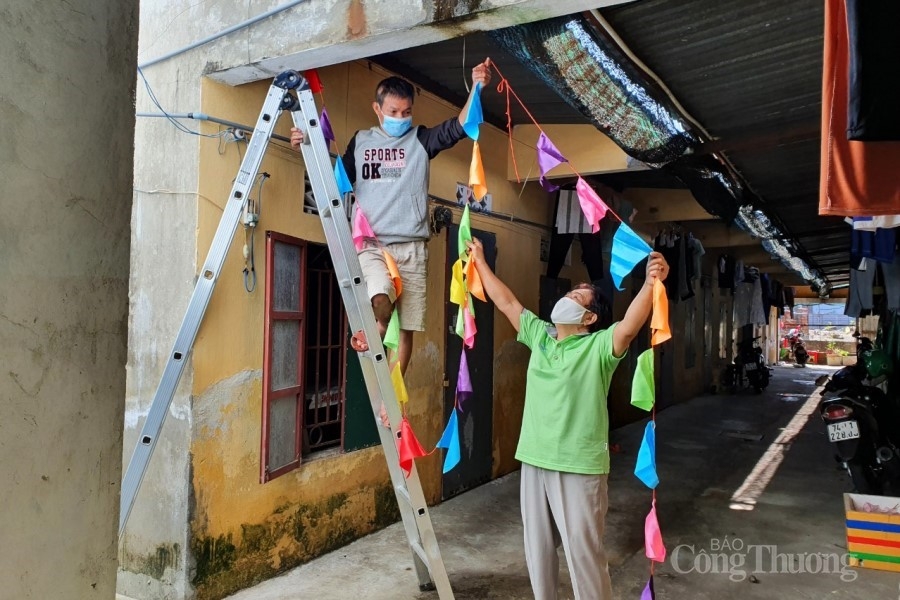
[551,296,589,325]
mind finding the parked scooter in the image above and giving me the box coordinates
[793,336,809,367]
[816,338,900,494]
[727,336,771,393]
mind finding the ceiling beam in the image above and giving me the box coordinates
[695,122,820,155]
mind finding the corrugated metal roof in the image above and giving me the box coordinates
[600,0,848,284]
[374,0,849,286]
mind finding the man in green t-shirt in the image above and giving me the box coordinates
[466,238,669,600]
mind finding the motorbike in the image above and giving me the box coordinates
[816,337,900,494]
[793,336,809,367]
[727,336,771,393]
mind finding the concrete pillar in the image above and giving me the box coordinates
[0,2,138,598]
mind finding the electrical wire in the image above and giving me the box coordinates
[138,67,231,139]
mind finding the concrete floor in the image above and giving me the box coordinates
[225,365,899,600]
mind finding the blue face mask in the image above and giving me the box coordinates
[381,114,412,137]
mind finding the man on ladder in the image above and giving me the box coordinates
[291,59,491,383]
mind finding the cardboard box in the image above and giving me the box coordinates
[845,493,900,572]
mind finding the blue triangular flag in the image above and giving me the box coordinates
[634,421,659,489]
[610,222,652,290]
[462,83,483,141]
[334,156,353,196]
[436,408,461,473]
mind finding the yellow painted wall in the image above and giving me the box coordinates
[189,60,548,599]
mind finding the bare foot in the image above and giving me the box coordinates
[379,402,391,429]
[350,329,369,352]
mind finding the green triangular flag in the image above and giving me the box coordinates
[458,204,472,259]
[455,306,465,338]
[384,308,400,351]
[631,348,655,411]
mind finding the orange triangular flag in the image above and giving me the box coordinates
[383,249,403,298]
[469,142,487,200]
[651,279,671,346]
[464,259,485,302]
[398,417,427,477]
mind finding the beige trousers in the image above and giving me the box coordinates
[520,463,612,600]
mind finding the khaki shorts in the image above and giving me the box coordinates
[357,240,428,331]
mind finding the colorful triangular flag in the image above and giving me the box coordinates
[464,257,485,302]
[644,501,666,562]
[651,279,671,346]
[634,421,659,489]
[436,408,461,473]
[351,208,375,251]
[383,250,402,298]
[469,142,487,200]
[463,301,477,349]
[631,349,655,411]
[458,204,472,259]
[390,361,408,405]
[302,69,323,93]
[575,177,610,234]
[457,347,473,409]
[398,417,426,477]
[462,82,483,141]
[334,156,353,196]
[610,223,652,290]
[320,108,335,144]
[450,259,466,305]
[384,307,400,351]
[641,576,655,600]
[536,132,567,192]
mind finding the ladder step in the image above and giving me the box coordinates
[409,540,431,570]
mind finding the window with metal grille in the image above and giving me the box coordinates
[261,233,348,483]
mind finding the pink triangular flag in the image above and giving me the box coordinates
[463,303,477,349]
[352,208,376,251]
[575,177,610,233]
[644,501,666,562]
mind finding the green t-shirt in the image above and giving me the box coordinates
[515,310,624,475]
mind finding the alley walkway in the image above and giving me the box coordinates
[225,365,898,599]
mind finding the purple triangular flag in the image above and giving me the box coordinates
[641,575,655,600]
[457,347,473,409]
[536,132,567,192]
[320,108,335,144]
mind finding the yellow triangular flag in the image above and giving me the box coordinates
[390,361,408,405]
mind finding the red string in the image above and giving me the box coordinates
[488,61,627,225]
[497,78,522,184]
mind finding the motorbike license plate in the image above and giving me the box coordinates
[827,421,860,442]
[744,362,757,371]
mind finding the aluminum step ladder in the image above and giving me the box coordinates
[120,71,454,598]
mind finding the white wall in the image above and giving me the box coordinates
[0,2,138,598]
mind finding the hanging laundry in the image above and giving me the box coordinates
[819,0,900,216]
[689,235,705,282]
[851,228,896,264]
[844,0,900,141]
[852,215,900,230]
[844,263,876,318]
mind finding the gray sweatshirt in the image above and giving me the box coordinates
[342,117,466,245]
